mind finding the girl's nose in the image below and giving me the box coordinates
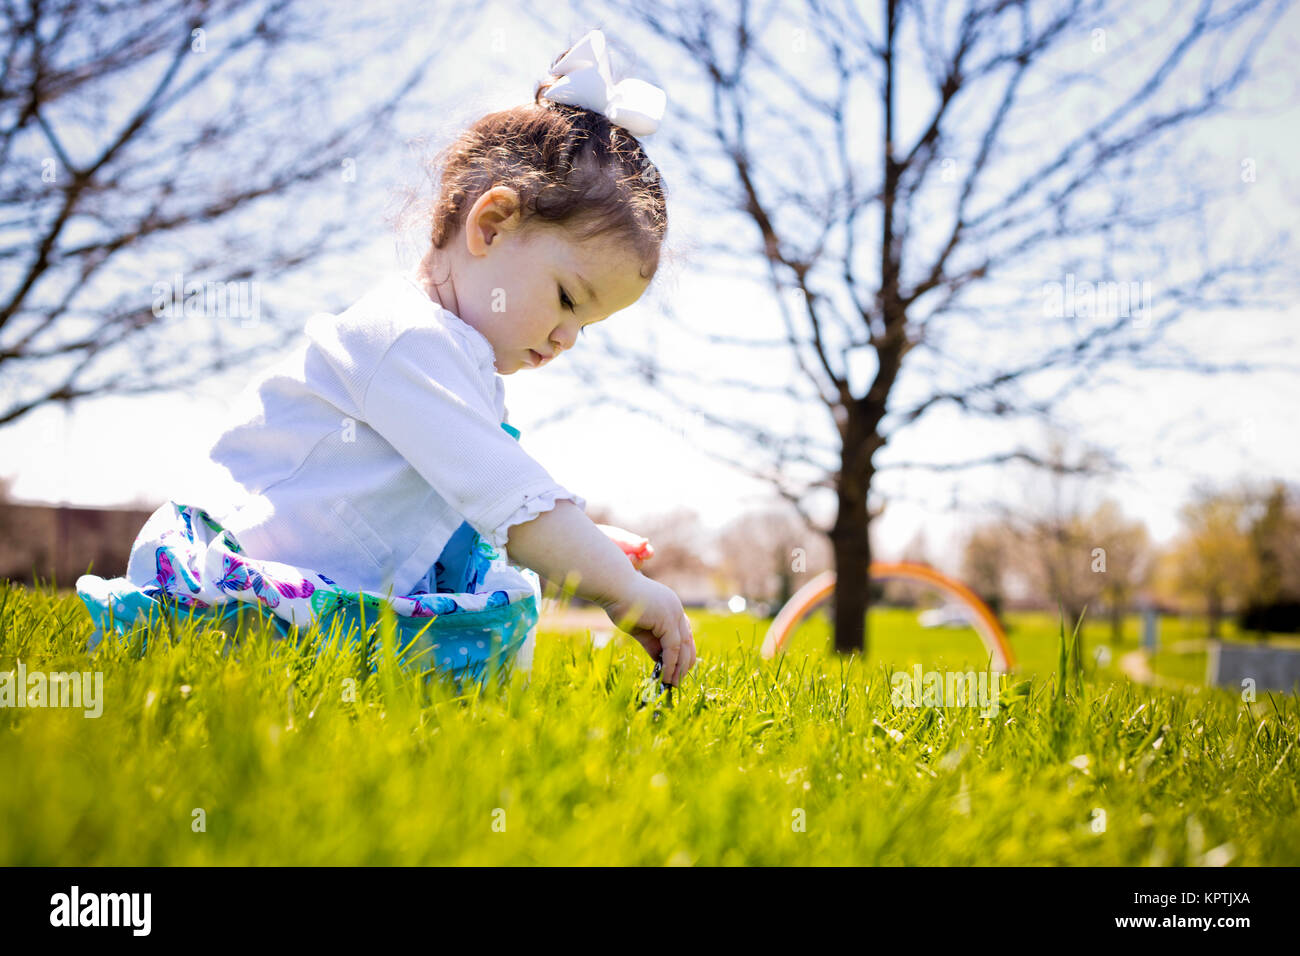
[550,326,577,353]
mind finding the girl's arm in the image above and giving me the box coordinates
[505,499,696,685]
[505,499,639,606]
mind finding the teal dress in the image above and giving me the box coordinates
[75,421,541,688]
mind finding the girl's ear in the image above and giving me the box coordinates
[465,185,522,256]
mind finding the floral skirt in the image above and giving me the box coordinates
[75,501,540,686]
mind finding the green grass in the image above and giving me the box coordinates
[2,581,1297,865]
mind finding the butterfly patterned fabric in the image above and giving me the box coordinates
[76,499,541,687]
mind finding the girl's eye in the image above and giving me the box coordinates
[559,286,575,312]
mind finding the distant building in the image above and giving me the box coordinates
[0,500,157,586]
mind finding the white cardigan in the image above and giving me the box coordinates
[182,271,585,596]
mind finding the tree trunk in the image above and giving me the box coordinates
[831,463,872,656]
[775,541,793,610]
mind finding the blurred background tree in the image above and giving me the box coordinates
[716,504,831,607]
[1085,498,1153,643]
[1161,483,1253,637]
[1240,480,1300,634]
[961,520,1015,625]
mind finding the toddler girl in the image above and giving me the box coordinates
[75,30,697,689]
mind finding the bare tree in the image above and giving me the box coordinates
[1164,482,1253,637]
[961,520,1016,621]
[1086,498,1152,642]
[633,507,714,582]
[716,503,831,605]
[1234,479,1300,634]
[0,0,477,426]
[538,0,1297,653]
[986,434,1107,629]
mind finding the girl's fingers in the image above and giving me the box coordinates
[660,637,682,686]
[674,633,695,684]
[631,629,661,661]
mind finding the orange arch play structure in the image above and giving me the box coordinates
[761,561,1015,671]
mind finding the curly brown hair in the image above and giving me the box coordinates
[425,44,668,280]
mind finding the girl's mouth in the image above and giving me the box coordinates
[528,349,548,368]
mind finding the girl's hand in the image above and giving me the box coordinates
[604,575,696,687]
[595,524,655,570]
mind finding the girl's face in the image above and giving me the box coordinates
[429,185,652,375]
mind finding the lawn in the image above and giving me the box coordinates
[1,581,1297,865]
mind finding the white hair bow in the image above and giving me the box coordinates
[540,30,666,138]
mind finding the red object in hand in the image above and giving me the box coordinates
[596,524,655,570]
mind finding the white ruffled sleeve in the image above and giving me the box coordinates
[484,487,588,552]
[361,322,587,552]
